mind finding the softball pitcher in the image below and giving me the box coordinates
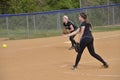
[64,12,109,70]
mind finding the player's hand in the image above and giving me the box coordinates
[66,29,70,33]
[62,34,69,37]
[62,28,70,34]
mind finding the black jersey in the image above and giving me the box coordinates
[80,21,93,38]
[63,21,77,32]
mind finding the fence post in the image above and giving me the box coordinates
[33,15,37,32]
[107,7,110,25]
[26,15,30,38]
[107,2,110,26]
[112,6,115,25]
[57,12,61,30]
[6,17,9,37]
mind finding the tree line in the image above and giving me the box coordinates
[0,0,119,14]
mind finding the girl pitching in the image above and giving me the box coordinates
[64,12,109,70]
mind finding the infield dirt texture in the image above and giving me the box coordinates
[0,31,120,80]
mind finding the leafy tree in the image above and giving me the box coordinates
[0,0,11,14]
[0,0,119,14]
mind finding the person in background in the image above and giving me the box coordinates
[63,15,78,50]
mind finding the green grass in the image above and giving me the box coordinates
[92,26,120,32]
[0,26,120,40]
[0,29,61,40]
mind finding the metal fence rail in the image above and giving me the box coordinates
[0,4,120,39]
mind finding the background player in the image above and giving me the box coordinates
[63,15,78,50]
[64,12,109,69]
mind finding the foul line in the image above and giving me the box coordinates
[60,58,120,68]
[63,72,120,78]
[81,73,120,78]
[64,34,120,44]
[95,34,120,40]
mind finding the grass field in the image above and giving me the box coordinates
[92,26,120,32]
[0,26,120,40]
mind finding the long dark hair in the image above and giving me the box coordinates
[80,12,92,29]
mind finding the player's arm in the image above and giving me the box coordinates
[69,25,74,32]
[66,28,80,36]
[64,26,85,42]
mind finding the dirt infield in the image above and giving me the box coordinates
[0,31,120,80]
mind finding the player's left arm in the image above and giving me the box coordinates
[64,28,80,37]
[69,25,74,32]
[64,26,85,42]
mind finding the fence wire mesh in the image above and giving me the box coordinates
[0,4,120,39]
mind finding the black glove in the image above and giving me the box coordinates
[74,42,80,52]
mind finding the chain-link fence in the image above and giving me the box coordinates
[0,4,120,39]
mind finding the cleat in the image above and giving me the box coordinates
[69,46,75,50]
[103,62,109,68]
[71,65,77,70]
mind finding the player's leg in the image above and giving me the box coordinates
[69,35,76,50]
[73,39,86,69]
[87,39,109,68]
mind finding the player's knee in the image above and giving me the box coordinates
[78,50,83,55]
[90,52,96,57]
[77,52,82,57]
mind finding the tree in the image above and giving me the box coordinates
[9,0,37,13]
[0,0,11,14]
[0,0,119,14]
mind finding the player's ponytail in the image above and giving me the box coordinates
[80,12,92,29]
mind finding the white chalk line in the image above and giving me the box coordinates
[81,73,120,78]
[64,34,120,44]
[64,41,71,44]
[96,74,120,77]
[95,34,120,40]
[60,58,120,68]
[63,71,120,78]
[63,71,120,77]
[80,58,120,64]
[60,64,69,68]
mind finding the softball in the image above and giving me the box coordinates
[2,44,7,48]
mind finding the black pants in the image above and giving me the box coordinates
[74,37,106,67]
[69,35,76,47]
